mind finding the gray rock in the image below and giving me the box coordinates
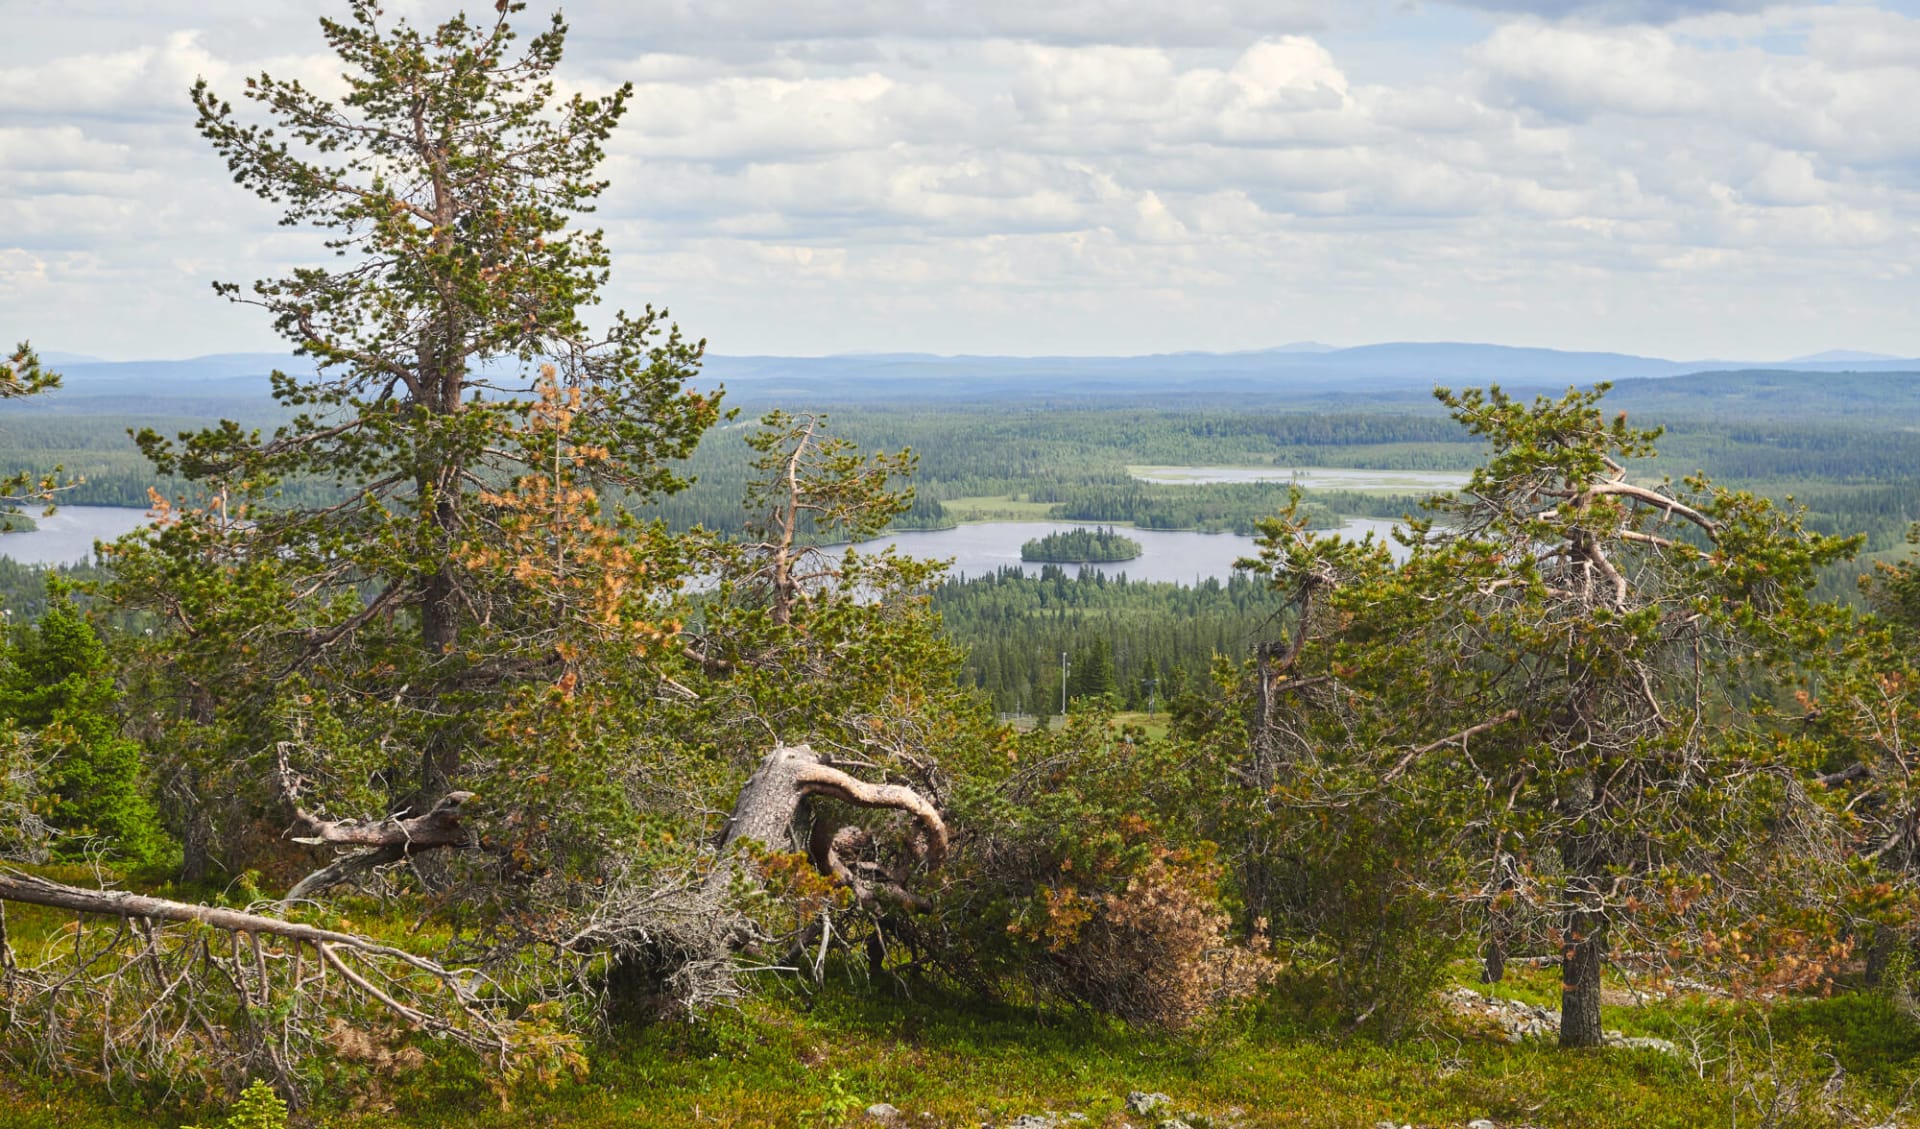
[1127,1093,1172,1116]
[867,1104,901,1121]
[1468,1120,1499,1129]
[1608,1034,1681,1056]
[1006,1117,1060,1129]
[1446,986,1558,1043]
[1155,1120,1192,1129]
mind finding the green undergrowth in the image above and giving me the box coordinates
[5,965,1916,1129]
[1,864,1914,1127]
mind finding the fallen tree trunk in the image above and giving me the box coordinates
[281,790,476,903]
[717,743,946,909]
[0,866,516,1102]
[596,744,950,1013]
[0,867,509,1054]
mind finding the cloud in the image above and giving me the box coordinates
[5,1,1920,360]
[564,0,1331,51]
[1443,0,1772,23]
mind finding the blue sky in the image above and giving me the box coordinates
[7,1,1920,360]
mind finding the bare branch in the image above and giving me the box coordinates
[1384,708,1523,784]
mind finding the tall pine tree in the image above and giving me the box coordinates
[111,0,716,881]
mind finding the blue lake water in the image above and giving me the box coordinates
[860,517,1406,583]
[0,508,1409,584]
[0,505,155,566]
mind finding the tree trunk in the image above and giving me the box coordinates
[1558,767,1608,1049]
[0,868,509,1054]
[1252,640,1276,784]
[1865,925,1897,988]
[417,484,462,804]
[422,566,458,654]
[714,744,946,902]
[605,744,947,1016]
[179,802,213,885]
[1558,907,1608,1048]
[1481,933,1507,984]
[1481,849,1513,984]
[280,790,474,904]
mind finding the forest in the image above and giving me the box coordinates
[4,6,1920,1129]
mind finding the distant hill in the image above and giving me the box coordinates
[22,342,1920,411]
[1606,368,1920,423]
[699,343,1920,405]
[1787,349,1905,364]
[1246,341,1338,354]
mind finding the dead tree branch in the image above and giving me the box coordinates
[274,743,476,903]
[1384,708,1524,784]
[0,868,517,1099]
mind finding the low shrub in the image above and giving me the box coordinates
[935,712,1270,1028]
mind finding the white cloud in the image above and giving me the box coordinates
[5,1,1920,359]
[1446,0,1772,23]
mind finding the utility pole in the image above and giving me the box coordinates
[1061,650,1070,718]
[1146,676,1158,718]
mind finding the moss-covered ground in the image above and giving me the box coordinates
[4,956,1915,1129]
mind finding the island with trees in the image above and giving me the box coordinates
[1019,525,1142,563]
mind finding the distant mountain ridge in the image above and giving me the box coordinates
[1787,349,1905,363]
[28,342,1920,409]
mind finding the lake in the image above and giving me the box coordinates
[1128,465,1469,491]
[0,508,1410,585]
[860,517,1406,584]
[0,505,155,566]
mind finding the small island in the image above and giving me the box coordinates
[1020,526,1142,563]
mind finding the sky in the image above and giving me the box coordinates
[7,0,1920,361]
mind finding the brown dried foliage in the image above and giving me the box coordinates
[1020,853,1274,1029]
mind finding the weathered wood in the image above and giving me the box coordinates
[0,868,510,1057]
[0,868,445,965]
[714,743,946,912]
[715,744,946,867]
[288,791,474,848]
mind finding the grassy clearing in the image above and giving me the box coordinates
[939,496,1068,523]
[1001,712,1169,737]
[1109,710,1172,741]
[1125,465,1471,493]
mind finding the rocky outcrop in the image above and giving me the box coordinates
[1444,986,1679,1055]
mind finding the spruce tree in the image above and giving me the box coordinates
[0,589,161,863]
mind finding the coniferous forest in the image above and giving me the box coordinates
[5,6,1920,1129]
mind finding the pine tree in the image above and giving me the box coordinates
[1068,638,1117,705]
[110,0,716,880]
[1241,384,1860,1045]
